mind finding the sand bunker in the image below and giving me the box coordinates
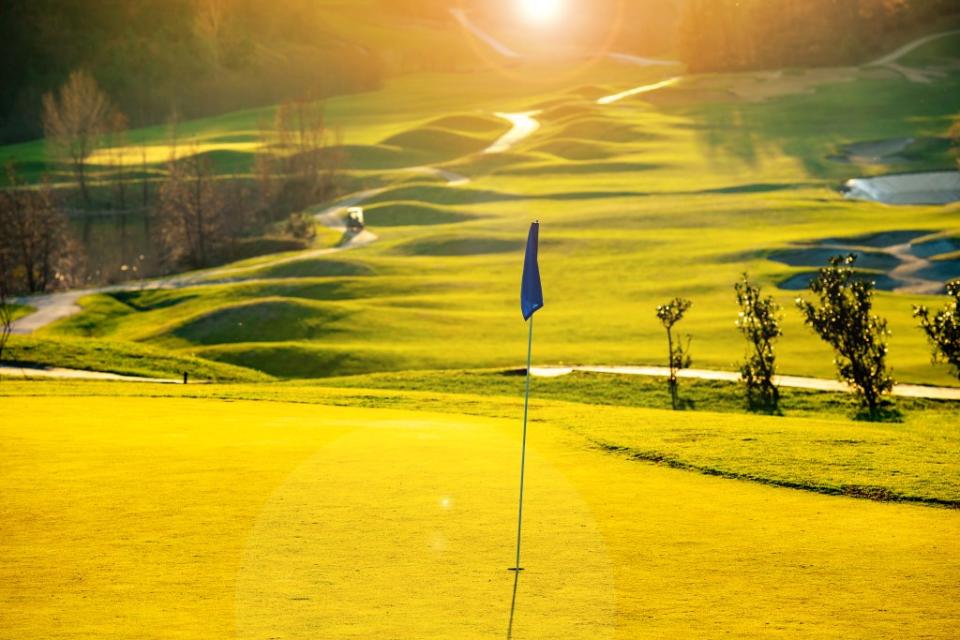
[771,230,960,295]
[843,171,960,205]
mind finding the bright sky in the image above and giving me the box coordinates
[517,0,567,26]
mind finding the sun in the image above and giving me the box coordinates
[517,0,566,26]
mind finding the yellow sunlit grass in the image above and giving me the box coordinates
[1,395,958,638]
[86,142,263,167]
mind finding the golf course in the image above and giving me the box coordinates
[1,1,959,637]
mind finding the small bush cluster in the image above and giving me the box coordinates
[659,255,958,421]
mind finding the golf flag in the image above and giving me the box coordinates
[521,222,543,321]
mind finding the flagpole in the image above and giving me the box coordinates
[511,315,534,572]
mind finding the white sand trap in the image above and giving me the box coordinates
[844,171,960,205]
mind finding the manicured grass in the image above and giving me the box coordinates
[3,378,957,506]
[2,336,270,381]
[0,390,957,638]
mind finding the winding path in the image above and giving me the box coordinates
[866,28,960,83]
[484,112,541,154]
[10,111,538,337]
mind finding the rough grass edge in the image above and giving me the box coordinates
[595,440,960,509]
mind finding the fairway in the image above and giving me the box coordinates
[1,395,957,639]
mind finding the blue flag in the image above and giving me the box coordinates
[521,222,543,321]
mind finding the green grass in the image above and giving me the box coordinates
[362,201,477,226]
[4,49,960,385]
[6,304,35,322]
[2,336,270,381]
[899,32,960,67]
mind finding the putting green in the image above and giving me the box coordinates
[1,396,958,638]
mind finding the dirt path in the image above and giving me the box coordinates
[531,365,960,401]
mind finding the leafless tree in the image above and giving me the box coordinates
[256,98,342,218]
[0,231,13,367]
[193,0,231,67]
[42,70,115,212]
[108,110,130,211]
[155,150,232,270]
[0,166,77,294]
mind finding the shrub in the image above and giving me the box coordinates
[656,297,693,410]
[914,280,960,380]
[796,255,893,418]
[735,274,782,411]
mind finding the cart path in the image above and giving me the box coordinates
[485,111,541,154]
[531,365,960,401]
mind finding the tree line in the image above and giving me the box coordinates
[1,0,471,144]
[677,0,958,72]
[658,256,960,420]
[0,71,343,296]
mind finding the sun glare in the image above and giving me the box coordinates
[518,0,566,26]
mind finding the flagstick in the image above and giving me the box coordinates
[510,315,534,572]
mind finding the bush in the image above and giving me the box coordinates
[796,255,894,418]
[735,274,782,412]
[914,280,960,380]
[656,297,693,410]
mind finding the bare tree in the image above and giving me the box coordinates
[256,98,342,218]
[108,110,130,211]
[0,233,13,366]
[42,70,115,212]
[156,150,231,269]
[193,0,231,67]
[950,113,960,171]
[0,166,76,294]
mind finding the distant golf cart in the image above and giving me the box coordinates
[346,207,365,233]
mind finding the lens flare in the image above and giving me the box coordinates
[518,0,566,26]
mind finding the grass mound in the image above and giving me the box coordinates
[531,138,620,160]
[320,144,431,170]
[362,202,476,226]
[182,149,253,174]
[191,342,415,378]
[253,258,376,280]
[166,299,350,346]
[442,151,549,175]
[566,84,612,100]
[381,127,491,156]
[3,335,268,381]
[499,160,661,176]
[538,102,600,123]
[424,114,509,134]
[365,183,516,206]
[552,117,638,141]
[392,234,520,257]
